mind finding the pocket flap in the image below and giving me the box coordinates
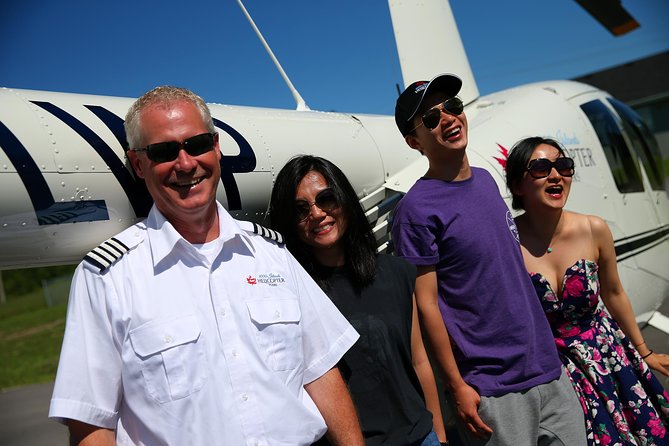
[246,299,301,325]
[129,314,200,357]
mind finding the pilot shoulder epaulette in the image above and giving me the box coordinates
[238,221,284,245]
[83,226,144,273]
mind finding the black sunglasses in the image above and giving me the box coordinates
[410,97,464,133]
[526,157,575,179]
[132,132,216,163]
[295,188,339,221]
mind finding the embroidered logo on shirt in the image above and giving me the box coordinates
[257,273,285,286]
[246,275,257,285]
[506,210,520,243]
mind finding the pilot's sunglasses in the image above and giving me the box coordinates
[412,97,464,132]
[132,132,217,163]
[295,188,339,221]
[526,157,575,179]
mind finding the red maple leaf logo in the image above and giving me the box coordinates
[493,143,509,171]
[246,275,257,285]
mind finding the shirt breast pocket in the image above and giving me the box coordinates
[129,314,208,404]
[246,299,303,371]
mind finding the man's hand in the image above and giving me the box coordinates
[452,383,493,439]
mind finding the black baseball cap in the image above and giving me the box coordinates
[394,74,462,136]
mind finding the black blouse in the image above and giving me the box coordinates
[312,254,434,446]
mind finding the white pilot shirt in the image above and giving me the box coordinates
[49,202,359,446]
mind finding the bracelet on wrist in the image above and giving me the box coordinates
[634,341,646,347]
[641,350,654,359]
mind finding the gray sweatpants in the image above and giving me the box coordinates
[455,369,586,446]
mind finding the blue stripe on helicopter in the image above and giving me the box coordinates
[32,101,152,218]
[84,105,130,151]
[212,118,257,210]
[0,120,110,225]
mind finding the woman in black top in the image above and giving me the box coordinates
[269,155,447,446]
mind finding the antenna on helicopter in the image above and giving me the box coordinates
[236,0,310,111]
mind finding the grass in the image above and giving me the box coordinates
[0,285,68,390]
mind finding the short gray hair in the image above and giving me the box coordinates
[124,86,215,149]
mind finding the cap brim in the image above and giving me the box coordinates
[406,74,462,124]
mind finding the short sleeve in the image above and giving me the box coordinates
[391,216,440,266]
[49,263,123,428]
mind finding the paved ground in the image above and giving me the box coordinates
[2,302,668,446]
[0,381,68,446]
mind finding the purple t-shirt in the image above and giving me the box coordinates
[391,167,561,397]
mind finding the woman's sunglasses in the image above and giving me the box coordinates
[295,188,339,221]
[131,132,217,163]
[410,97,464,133]
[526,157,575,179]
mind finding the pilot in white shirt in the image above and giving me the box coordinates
[49,86,363,446]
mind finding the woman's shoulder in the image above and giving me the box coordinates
[562,211,600,229]
[566,212,609,236]
[378,253,417,277]
[564,212,614,254]
[375,255,417,298]
[583,214,614,249]
[584,213,607,229]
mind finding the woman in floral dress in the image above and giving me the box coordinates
[505,136,669,445]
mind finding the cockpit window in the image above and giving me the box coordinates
[580,99,644,193]
[608,97,665,191]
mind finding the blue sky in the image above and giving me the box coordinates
[1,0,668,115]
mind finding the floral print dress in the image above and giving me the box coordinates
[531,259,669,445]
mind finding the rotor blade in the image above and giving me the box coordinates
[574,0,640,36]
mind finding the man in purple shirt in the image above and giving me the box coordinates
[391,74,585,445]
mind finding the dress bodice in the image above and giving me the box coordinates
[530,259,600,340]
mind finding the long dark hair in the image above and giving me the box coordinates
[269,155,377,287]
[506,136,568,210]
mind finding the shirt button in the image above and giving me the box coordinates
[220,308,226,316]
[232,350,238,358]
[274,310,280,319]
[164,335,173,344]
[241,393,249,401]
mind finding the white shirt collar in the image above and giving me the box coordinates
[145,202,250,267]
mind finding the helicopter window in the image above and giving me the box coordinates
[635,100,669,134]
[580,100,644,193]
[607,98,665,191]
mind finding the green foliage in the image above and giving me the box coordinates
[3,265,76,298]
